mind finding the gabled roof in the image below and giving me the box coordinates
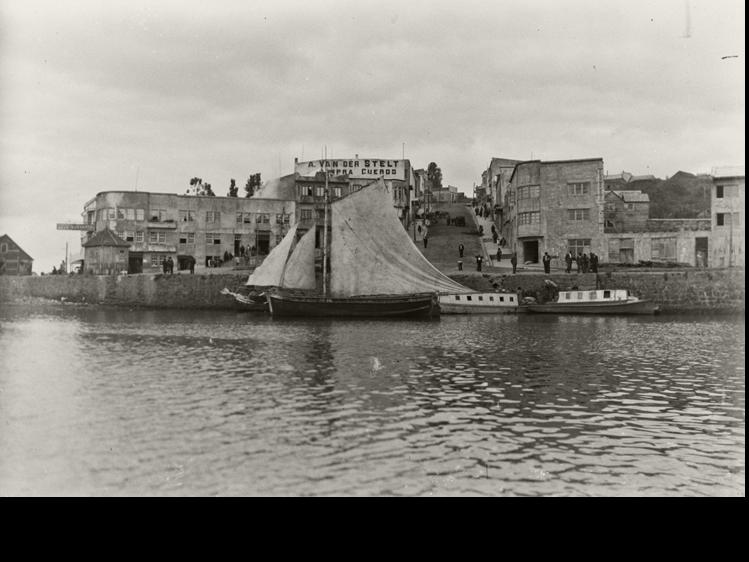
[82,229,130,248]
[0,234,33,260]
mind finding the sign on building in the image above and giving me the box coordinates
[295,159,406,181]
[56,223,92,231]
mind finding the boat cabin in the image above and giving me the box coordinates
[446,293,517,304]
[558,289,632,303]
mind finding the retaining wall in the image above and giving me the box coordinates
[0,268,744,313]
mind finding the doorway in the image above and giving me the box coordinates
[128,253,143,274]
[695,237,708,267]
[256,231,270,255]
[522,240,539,263]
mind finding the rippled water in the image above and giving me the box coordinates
[0,305,743,496]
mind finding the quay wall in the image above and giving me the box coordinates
[0,268,744,313]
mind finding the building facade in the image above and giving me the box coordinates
[81,228,130,275]
[0,234,33,275]
[604,190,650,233]
[504,158,605,264]
[710,166,745,268]
[81,191,295,273]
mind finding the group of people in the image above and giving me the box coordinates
[457,241,518,273]
[564,251,599,274]
[161,256,175,274]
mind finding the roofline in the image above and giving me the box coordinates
[91,190,294,203]
[713,175,745,181]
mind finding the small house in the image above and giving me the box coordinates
[0,234,34,275]
[82,228,130,274]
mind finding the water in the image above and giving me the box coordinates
[0,304,743,496]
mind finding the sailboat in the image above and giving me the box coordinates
[263,177,472,318]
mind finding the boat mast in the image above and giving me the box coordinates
[323,147,329,297]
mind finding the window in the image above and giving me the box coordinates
[117,208,126,219]
[316,209,326,221]
[589,291,597,299]
[455,296,461,301]
[315,186,325,197]
[490,296,495,302]
[0,243,7,253]
[255,213,269,224]
[276,214,285,225]
[651,237,676,260]
[352,184,363,192]
[716,185,724,198]
[300,209,313,221]
[136,209,145,221]
[179,210,195,222]
[108,209,116,220]
[568,239,591,255]
[149,231,166,244]
[206,233,221,245]
[206,211,220,223]
[717,213,727,226]
[333,187,342,198]
[150,254,165,266]
[603,290,611,298]
[567,208,590,221]
[126,209,135,220]
[150,209,167,222]
[179,233,195,244]
[605,219,615,228]
[568,182,590,196]
[517,185,540,200]
[135,231,144,243]
[467,296,472,301]
[518,212,540,225]
[478,296,484,301]
[236,212,243,224]
[124,231,134,242]
[626,203,634,210]
[243,213,252,224]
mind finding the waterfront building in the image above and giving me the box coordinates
[604,190,650,232]
[80,191,295,273]
[81,228,130,275]
[0,234,33,275]
[710,166,745,268]
[503,158,605,264]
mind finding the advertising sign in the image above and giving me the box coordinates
[56,223,92,231]
[295,159,406,181]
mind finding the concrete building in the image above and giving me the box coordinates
[603,219,712,265]
[504,158,605,264]
[0,234,33,275]
[80,191,295,273]
[710,166,745,268]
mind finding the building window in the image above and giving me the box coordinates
[626,203,635,210]
[0,243,7,253]
[136,209,145,221]
[352,184,363,192]
[651,238,676,260]
[205,233,221,245]
[300,209,313,221]
[150,254,165,266]
[567,208,590,221]
[316,209,326,221]
[179,233,195,244]
[150,209,167,222]
[333,187,342,198]
[568,239,591,255]
[125,231,134,242]
[716,185,724,198]
[149,231,166,244]
[605,219,615,228]
[236,212,243,224]
[717,213,727,226]
[518,212,540,225]
[108,209,116,220]
[276,214,286,225]
[568,182,590,196]
[517,185,540,199]
[135,231,144,243]
[315,186,325,197]
[117,208,126,219]
[179,210,196,222]
[206,211,220,223]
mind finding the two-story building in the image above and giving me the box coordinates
[0,234,33,275]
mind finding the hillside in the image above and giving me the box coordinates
[630,171,712,219]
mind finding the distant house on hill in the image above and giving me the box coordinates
[604,190,650,232]
[82,228,130,275]
[0,234,33,275]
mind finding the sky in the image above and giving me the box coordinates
[0,0,744,272]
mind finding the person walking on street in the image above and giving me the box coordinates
[496,246,502,262]
[565,252,573,273]
[542,252,551,274]
[458,243,464,258]
[457,259,463,271]
[590,252,599,273]
[510,252,518,274]
[189,256,195,274]
[423,231,429,249]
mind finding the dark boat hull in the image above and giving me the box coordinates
[267,292,440,318]
[523,300,659,315]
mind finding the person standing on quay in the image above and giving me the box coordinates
[590,252,599,273]
[510,252,518,274]
[423,229,429,249]
[565,251,573,273]
[476,255,483,272]
[542,252,551,274]
[496,246,502,263]
[458,242,464,258]
[582,253,589,274]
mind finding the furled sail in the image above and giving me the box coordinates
[329,178,472,296]
[280,225,317,290]
[245,225,297,286]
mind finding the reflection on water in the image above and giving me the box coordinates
[0,305,743,496]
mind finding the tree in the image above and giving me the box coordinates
[187,177,215,196]
[228,178,238,197]
[427,162,443,190]
[245,172,261,197]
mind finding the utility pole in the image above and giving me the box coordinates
[323,147,329,297]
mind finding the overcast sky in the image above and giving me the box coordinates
[0,0,744,272]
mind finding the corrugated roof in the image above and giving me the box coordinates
[82,229,130,248]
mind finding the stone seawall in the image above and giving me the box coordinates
[0,268,744,313]
[0,272,251,310]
